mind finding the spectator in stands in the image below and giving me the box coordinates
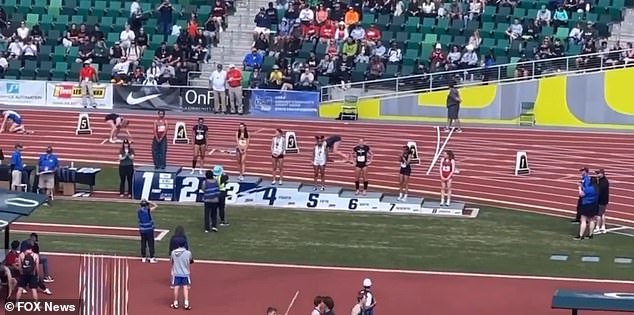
[76,37,94,64]
[582,22,597,44]
[407,0,422,17]
[226,65,243,114]
[129,0,140,17]
[623,42,634,64]
[266,2,279,25]
[173,62,188,85]
[212,0,228,32]
[299,4,314,24]
[468,30,481,50]
[20,233,54,283]
[8,38,23,60]
[430,43,447,72]
[17,21,29,41]
[603,42,623,67]
[466,0,482,22]
[109,41,123,65]
[373,40,386,59]
[129,7,144,33]
[130,66,146,84]
[22,39,38,61]
[2,240,20,297]
[30,25,43,45]
[135,28,148,57]
[253,33,270,55]
[355,43,371,63]
[243,48,264,71]
[92,39,108,64]
[120,24,135,50]
[482,49,496,82]
[387,42,403,64]
[157,0,174,41]
[421,0,436,17]
[333,22,348,44]
[169,44,186,68]
[536,5,552,26]
[563,0,577,13]
[576,39,597,69]
[515,54,531,77]
[350,24,365,41]
[342,37,358,60]
[367,56,384,80]
[67,23,80,45]
[78,23,89,41]
[552,6,569,28]
[506,19,523,41]
[0,53,7,75]
[268,65,284,88]
[126,43,141,67]
[459,44,478,70]
[254,8,272,40]
[249,66,265,88]
[523,18,540,40]
[299,67,316,90]
[448,0,463,20]
[315,4,328,24]
[446,45,461,70]
[112,56,131,82]
[146,61,163,81]
[0,8,7,31]
[344,6,360,26]
[144,74,159,85]
[568,22,583,46]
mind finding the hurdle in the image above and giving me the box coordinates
[79,254,129,315]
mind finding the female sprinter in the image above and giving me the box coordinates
[236,123,249,181]
[313,136,328,191]
[271,129,286,185]
[397,145,412,201]
[575,176,599,240]
[325,135,350,162]
[192,117,208,173]
[352,138,372,195]
[104,113,131,143]
[439,150,456,206]
[0,110,33,134]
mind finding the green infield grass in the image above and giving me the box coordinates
[14,200,633,280]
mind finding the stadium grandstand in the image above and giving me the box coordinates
[0,0,632,94]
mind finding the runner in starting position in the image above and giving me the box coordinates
[104,113,131,143]
[352,138,372,195]
[325,135,350,162]
[0,110,33,134]
[439,150,456,206]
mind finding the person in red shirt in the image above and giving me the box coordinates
[79,60,98,109]
[439,150,456,206]
[319,20,335,43]
[302,21,320,41]
[3,240,21,297]
[365,24,381,43]
[226,64,243,114]
[429,44,447,71]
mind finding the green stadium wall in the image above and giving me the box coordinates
[319,67,634,130]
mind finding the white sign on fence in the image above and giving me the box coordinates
[0,80,46,106]
[45,82,113,109]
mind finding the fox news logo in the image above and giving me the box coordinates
[52,85,105,99]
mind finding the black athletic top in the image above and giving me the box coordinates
[193,124,208,144]
[353,144,370,164]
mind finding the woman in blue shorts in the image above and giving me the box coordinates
[170,240,193,310]
[0,110,33,134]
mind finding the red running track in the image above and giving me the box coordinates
[2,109,633,224]
[35,253,634,315]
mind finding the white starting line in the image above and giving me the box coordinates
[12,222,170,241]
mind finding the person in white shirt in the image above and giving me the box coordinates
[373,41,386,58]
[22,40,38,60]
[299,5,314,23]
[8,39,23,59]
[120,24,136,50]
[16,21,29,40]
[387,43,402,63]
[143,74,158,86]
[125,43,140,67]
[129,0,140,17]
[112,56,131,80]
[349,24,365,41]
[146,61,163,80]
[359,278,377,315]
[312,136,328,191]
[299,68,315,89]
[568,23,582,46]
[0,54,8,73]
[209,64,227,113]
[271,129,286,185]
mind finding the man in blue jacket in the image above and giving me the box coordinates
[37,146,59,204]
[138,199,158,263]
[243,48,263,71]
[10,143,24,191]
[572,167,591,223]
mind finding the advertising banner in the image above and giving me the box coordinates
[113,85,181,111]
[45,82,113,109]
[0,80,46,106]
[250,89,319,118]
[180,87,215,112]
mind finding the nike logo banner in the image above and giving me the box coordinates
[113,85,182,111]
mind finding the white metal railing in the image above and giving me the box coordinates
[319,48,634,103]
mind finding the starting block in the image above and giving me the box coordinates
[75,113,92,135]
[285,131,299,154]
[515,151,530,175]
[173,122,189,144]
[407,141,420,164]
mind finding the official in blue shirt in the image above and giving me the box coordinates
[201,168,220,232]
[575,176,599,240]
[243,48,264,71]
[138,199,158,263]
[37,146,59,203]
[10,143,24,191]
[573,167,591,222]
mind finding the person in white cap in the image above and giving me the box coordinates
[359,278,376,315]
[226,64,243,114]
[209,64,227,113]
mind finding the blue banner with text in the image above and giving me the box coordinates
[250,89,319,118]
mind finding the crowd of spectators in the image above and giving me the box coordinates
[0,0,234,84]
[239,0,631,90]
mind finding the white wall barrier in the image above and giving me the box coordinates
[0,80,114,110]
[0,80,46,106]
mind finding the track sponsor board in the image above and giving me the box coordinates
[46,82,113,109]
[0,80,46,106]
[113,85,181,111]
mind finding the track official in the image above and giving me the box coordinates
[138,199,158,263]
[37,146,59,204]
[10,143,24,191]
[212,165,230,226]
[595,169,609,234]
[202,170,220,232]
[573,167,591,223]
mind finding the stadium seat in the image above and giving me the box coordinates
[51,62,69,80]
